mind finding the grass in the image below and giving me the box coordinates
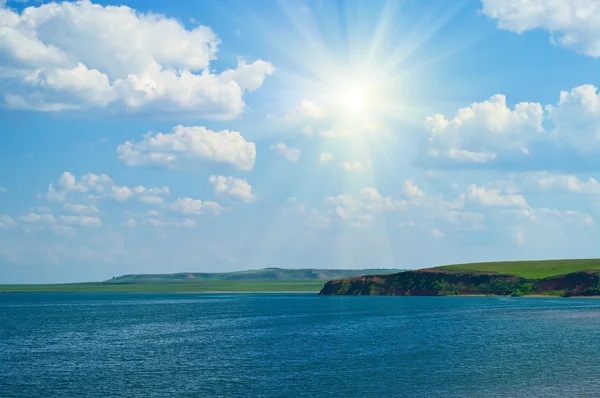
[0,280,326,293]
[436,259,600,279]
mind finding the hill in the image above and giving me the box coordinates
[108,268,406,283]
[435,259,600,279]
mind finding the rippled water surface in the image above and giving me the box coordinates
[2,293,600,397]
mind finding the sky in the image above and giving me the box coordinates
[1,0,600,283]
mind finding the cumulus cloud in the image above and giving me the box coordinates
[522,172,600,195]
[168,197,226,215]
[64,204,99,215]
[285,100,325,121]
[481,0,600,57]
[430,228,445,238]
[59,215,102,226]
[297,100,325,119]
[318,152,334,164]
[459,185,528,208]
[403,180,425,199]
[45,172,112,202]
[301,125,314,135]
[118,125,256,171]
[45,171,170,205]
[0,0,273,117]
[423,94,544,163]
[270,143,300,163]
[341,160,372,172]
[423,84,600,167]
[143,218,196,228]
[16,211,101,227]
[0,215,17,228]
[546,84,600,152]
[208,175,257,202]
[324,187,407,227]
[18,212,56,224]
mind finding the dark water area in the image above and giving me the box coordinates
[2,293,600,397]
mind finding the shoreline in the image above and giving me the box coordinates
[3,290,600,297]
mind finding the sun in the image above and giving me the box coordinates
[340,85,367,111]
[327,74,388,125]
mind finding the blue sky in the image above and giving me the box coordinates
[2,0,600,283]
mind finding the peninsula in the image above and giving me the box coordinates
[319,259,600,297]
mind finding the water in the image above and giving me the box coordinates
[2,294,600,397]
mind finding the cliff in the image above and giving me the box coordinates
[318,269,600,297]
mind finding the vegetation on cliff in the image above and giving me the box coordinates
[319,261,600,297]
[435,259,600,279]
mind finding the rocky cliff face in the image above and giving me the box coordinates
[319,269,600,297]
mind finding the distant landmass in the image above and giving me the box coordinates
[108,268,407,282]
[319,259,600,297]
[0,268,406,293]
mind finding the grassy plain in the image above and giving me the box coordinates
[436,259,600,279]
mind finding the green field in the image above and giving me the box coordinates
[437,259,600,279]
[0,280,327,293]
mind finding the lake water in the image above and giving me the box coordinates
[2,293,600,397]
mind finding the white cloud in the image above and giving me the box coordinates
[403,180,424,199]
[297,100,325,119]
[400,221,416,229]
[460,185,528,208]
[64,204,99,215]
[320,129,357,138]
[169,197,226,215]
[18,212,56,224]
[424,94,544,163]
[307,208,332,229]
[46,171,112,202]
[0,0,273,117]
[524,172,600,195]
[109,185,170,204]
[0,215,17,228]
[324,187,407,227]
[481,0,600,57]
[59,215,102,226]
[318,152,334,164]
[0,187,6,193]
[31,206,51,214]
[301,125,314,135]
[118,125,256,171]
[531,208,595,226]
[341,160,372,172]
[45,172,170,205]
[546,84,600,152]
[285,100,325,121]
[143,218,196,228]
[430,228,445,238]
[49,225,77,237]
[208,175,256,202]
[124,218,137,228]
[270,143,300,163]
[485,172,600,196]
[446,148,497,163]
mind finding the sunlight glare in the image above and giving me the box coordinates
[340,85,366,111]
